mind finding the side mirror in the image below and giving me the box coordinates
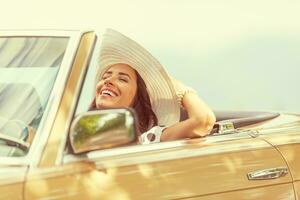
[70,108,137,154]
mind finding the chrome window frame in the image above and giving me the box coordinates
[0,30,88,167]
[53,31,97,165]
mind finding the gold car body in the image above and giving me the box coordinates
[0,30,299,200]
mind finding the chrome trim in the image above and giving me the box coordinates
[63,131,269,168]
[258,127,300,145]
[0,30,85,37]
[247,167,288,180]
[258,126,300,135]
[248,130,259,138]
[0,30,89,167]
[212,121,236,135]
[29,31,88,168]
[0,167,28,185]
[54,32,96,166]
[54,32,101,165]
[0,157,29,165]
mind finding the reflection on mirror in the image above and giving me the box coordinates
[70,108,137,154]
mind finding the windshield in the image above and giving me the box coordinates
[0,36,69,157]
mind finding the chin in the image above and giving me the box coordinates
[96,102,118,109]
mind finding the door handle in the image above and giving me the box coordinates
[247,167,288,180]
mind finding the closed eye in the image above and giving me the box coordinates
[102,75,109,80]
[101,71,112,80]
[119,77,129,82]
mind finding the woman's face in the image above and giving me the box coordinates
[95,64,138,109]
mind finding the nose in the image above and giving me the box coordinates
[103,76,115,86]
[96,76,116,93]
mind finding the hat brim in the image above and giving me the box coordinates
[95,29,180,127]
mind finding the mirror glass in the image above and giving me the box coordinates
[70,109,137,154]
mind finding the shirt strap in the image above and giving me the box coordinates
[140,126,166,144]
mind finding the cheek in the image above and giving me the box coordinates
[95,82,103,104]
[95,82,102,94]
[126,85,137,104]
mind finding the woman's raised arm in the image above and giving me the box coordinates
[160,78,216,141]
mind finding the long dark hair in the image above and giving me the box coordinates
[89,70,158,134]
[133,72,158,133]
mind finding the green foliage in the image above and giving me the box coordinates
[73,113,126,147]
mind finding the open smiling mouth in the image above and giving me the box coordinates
[100,89,118,97]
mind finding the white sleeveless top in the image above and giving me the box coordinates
[140,126,167,144]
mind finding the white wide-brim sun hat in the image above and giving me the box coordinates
[95,28,180,127]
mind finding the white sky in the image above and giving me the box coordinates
[1,0,300,112]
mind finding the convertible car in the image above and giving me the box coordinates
[0,30,299,199]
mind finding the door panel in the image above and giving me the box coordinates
[25,137,294,199]
[188,183,295,200]
[0,183,24,200]
[0,167,27,200]
[259,127,300,198]
[100,148,291,199]
[259,129,300,181]
[277,143,300,200]
[277,144,300,182]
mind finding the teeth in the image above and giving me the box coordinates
[101,90,117,97]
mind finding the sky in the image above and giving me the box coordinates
[1,0,300,113]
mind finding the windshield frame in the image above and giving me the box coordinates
[0,30,86,166]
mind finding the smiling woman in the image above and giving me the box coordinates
[84,29,215,144]
[90,63,158,134]
[89,63,158,134]
[94,64,138,109]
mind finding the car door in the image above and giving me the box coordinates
[23,128,295,200]
[73,132,295,200]
[255,116,300,200]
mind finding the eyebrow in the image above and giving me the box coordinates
[119,72,131,79]
[103,71,131,80]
